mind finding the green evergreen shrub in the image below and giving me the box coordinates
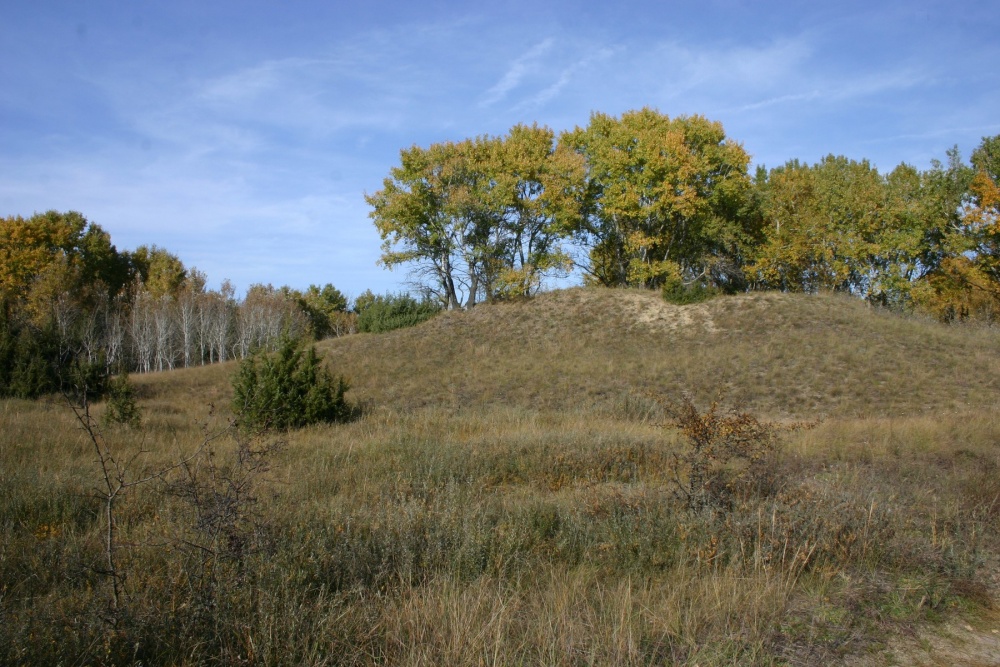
[102,372,141,428]
[231,337,350,432]
[8,325,64,399]
[661,277,718,305]
[65,356,109,403]
[0,313,100,400]
[356,292,441,333]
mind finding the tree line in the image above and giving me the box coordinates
[0,211,363,398]
[369,108,1000,319]
[5,109,998,396]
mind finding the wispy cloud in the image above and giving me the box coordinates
[724,68,927,116]
[861,123,1000,146]
[479,38,555,107]
[685,39,812,90]
[635,37,813,99]
[193,55,415,137]
[512,48,615,113]
[730,91,822,113]
[825,69,928,101]
[199,59,303,104]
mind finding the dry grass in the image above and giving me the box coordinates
[3,287,1000,665]
[307,288,1000,418]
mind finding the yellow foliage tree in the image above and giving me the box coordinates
[367,124,585,308]
[0,211,128,320]
[911,136,1000,321]
[752,155,968,308]
[560,108,756,289]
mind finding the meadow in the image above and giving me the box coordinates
[3,287,1000,665]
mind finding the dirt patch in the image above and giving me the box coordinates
[612,290,720,333]
[846,609,1000,666]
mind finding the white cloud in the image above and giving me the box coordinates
[633,37,813,100]
[723,67,927,117]
[826,68,928,101]
[730,91,823,113]
[199,59,299,104]
[512,48,615,112]
[479,38,556,107]
[684,39,812,90]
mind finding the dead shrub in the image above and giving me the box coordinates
[668,397,789,512]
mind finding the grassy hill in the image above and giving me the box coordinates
[323,287,1000,417]
[5,288,1000,665]
[142,287,1000,418]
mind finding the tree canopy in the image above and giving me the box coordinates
[560,109,758,291]
[0,211,360,397]
[369,118,1000,321]
[750,156,947,306]
[366,124,585,309]
[6,116,1000,401]
[0,211,130,319]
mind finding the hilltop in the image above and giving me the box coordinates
[139,287,1000,420]
[309,287,999,419]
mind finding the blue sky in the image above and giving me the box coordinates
[2,0,998,299]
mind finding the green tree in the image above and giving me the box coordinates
[560,108,757,290]
[464,124,585,301]
[912,137,1000,320]
[0,316,61,398]
[751,156,953,307]
[366,124,584,308]
[0,211,129,317]
[294,283,349,339]
[127,245,187,298]
[966,136,1000,285]
[355,292,441,334]
[0,211,131,396]
[352,289,378,315]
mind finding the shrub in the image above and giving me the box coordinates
[64,356,110,403]
[0,320,61,398]
[661,277,718,305]
[668,397,781,511]
[0,312,111,401]
[232,337,350,432]
[102,372,141,428]
[356,292,441,333]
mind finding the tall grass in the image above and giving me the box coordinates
[3,288,999,665]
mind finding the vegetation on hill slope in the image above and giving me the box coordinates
[307,288,1000,418]
[4,288,1000,665]
[5,127,998,398]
